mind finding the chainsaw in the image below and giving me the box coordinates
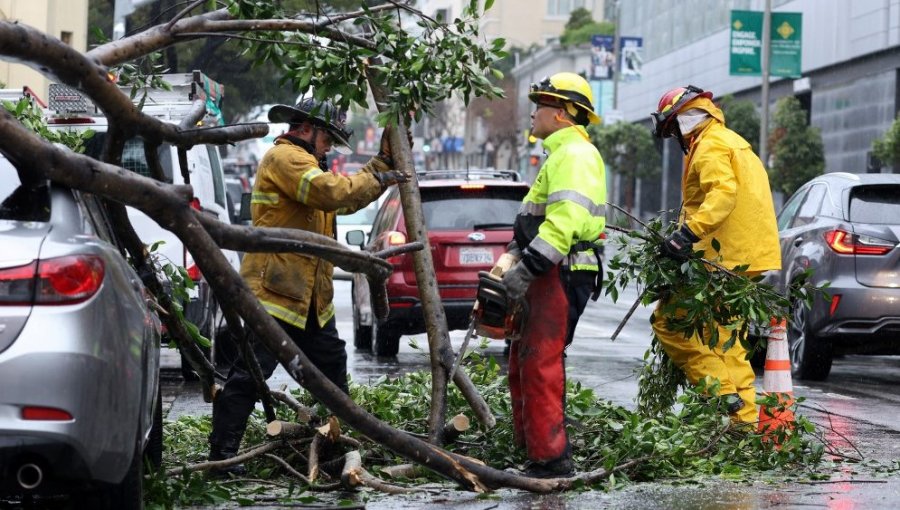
[448,253,528,380]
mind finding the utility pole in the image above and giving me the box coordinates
[612,0,621,109]
[759,0,772,166]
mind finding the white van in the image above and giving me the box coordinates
[46,73,243,376]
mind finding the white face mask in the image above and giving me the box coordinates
[677,108,711,136]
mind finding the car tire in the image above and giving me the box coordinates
[353,309,373,351]
[372,320,401,357]
[787,300,833,381]
[92,436,144,510]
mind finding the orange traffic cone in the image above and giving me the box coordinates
[758,317,796,437]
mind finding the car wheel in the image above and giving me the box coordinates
[372,320,401,357]
[353,305,372,351]
[146,384,163,472]
[787,300,833,381]
[92,436,143,510]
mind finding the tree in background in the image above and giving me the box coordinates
[589,121,660,214]
[871,114,900,169]
[768,96,824,196]
[560,7,614,46]
[717,94,760,155]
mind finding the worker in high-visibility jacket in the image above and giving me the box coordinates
[497,72,606,479]
[650,85,781,423]
[208,98,407,476]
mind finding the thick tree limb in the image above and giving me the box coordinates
[0,21,267,147]
[88,9,377,66]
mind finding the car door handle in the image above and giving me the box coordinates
[793,237,803,247]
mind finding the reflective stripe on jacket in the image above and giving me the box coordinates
[681,100,781,272]
[514,125,606,273]
[240,138,386,329]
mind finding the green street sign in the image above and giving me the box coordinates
[730,10,763,75]
[729,10,802,77]
[770,12,802,77]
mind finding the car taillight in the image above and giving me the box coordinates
[22,406,74,421]
[385,231,407,264]
[829,294,841,316]
[1,256,105,306]
[386,231,407,246]
[190,198,201,211]
[460,184,485,190]
[35,255,105,304]
[824,229,896,255]
[0,261,38,305]
[186,263,202,282]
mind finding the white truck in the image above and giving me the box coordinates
[45,71,245,377]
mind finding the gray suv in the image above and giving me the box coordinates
[770,172,900,380]
[0,157,162,508]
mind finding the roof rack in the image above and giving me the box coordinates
[47,70,225,125]
[416,168,521,182]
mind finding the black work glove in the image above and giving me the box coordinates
[660,224,700,261]
[502,261,537,304]
[373,169,409,189]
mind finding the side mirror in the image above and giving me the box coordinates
[345,229,366,248]
[239,193,252,222]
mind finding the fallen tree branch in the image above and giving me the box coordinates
[166,441,281,476]
[263,453,342,491]
[270,389,314,423]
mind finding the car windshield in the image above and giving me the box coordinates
[0,158,51,222]
[338,202,379,225]
[421,187,524,230]
[849,185,900,224]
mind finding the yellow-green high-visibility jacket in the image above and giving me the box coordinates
[681,114,781,272]
[240,137,386,330]
[514,125,606,273]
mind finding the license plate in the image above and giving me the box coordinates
[459,247,494,265]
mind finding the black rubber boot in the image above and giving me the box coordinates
[207,439,248,478]
[523,456,575,479]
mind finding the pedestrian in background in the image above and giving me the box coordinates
[650,85,781,423]
[207,98,408,475]
[497,72,606,478]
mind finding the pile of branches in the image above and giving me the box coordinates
[601,207,818,416]
[148,351,831,507]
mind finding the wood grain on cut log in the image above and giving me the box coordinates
[266,420,309,440]
[340,450,414,494]
[442,414,471,443]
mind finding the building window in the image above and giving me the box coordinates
[60,31,72,45]
[547,0,592,17]
[434,8,450,22]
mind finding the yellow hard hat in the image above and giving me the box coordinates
[528,72,600,125]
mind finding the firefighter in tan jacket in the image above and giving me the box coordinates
[650,85,781,423]
[208,98,407,475]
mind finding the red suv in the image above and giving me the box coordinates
[347,170,529,356]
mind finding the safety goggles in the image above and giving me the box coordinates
[650,85,706,138]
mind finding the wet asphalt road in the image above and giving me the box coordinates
[161,280,900,509]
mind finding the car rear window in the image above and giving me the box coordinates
[0,157,51,222]
[421,186,526,230]
[849,185,900,224]
[85,134,175,184]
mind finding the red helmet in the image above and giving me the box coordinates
[650,85,713,138]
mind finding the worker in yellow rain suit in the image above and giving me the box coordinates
[650,85,781,423]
